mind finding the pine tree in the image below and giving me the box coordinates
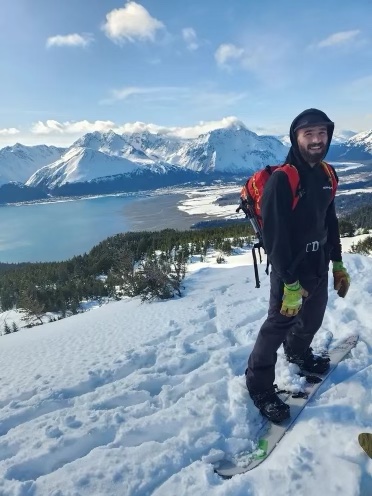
[12,322,19,333]
[18,288,45,326]
[3,321,12,335]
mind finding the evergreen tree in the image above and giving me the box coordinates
[3,321,12,335]
[18,288,45,325]
[137,258,174,301]
[221,239,233,255]
[12,322,19,333]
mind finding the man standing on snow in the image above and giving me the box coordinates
[245,108,350,423]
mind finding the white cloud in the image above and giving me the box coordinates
[315,30,361,48]
[101,85,248,111]
[0,127,20,136]
[215,43,244,66]
[102,1,164,44]
[28,116,247,141]
[116,116,246,138]
[182,28,198,51]
[46,33,93,48]
[101,86,189,105]
[31,120,116,135]
[214,36,294,88]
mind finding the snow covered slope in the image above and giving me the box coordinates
[0,245,370,495]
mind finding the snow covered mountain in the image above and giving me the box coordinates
[4,122,371,199]
[72,130,154,163]
[332,129,358,144]
[25,123,287,190]
[348,129,372,152]
[27,146,145,189]
[0,143,65,186]
[162,124,286,173]
[278,129,357,147]
[327,129,372,162]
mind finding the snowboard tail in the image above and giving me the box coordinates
[215,335,359,478]
[358,433,372,459]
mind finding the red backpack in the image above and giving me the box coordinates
[237,162,337,287]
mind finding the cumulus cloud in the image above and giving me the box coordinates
[31,120,116,135]
[182,28,198,51]
[102,1,164,44]
[117,116,247,138]
[214,36,294,89]
[0,127,20,136]
[46,33,93,48]
[167,117,247,139]
[314,30,361,48]
[215,43,245,66]
[29,116,247,140]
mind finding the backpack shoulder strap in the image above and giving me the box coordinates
[320,161,338,200]
[273,163,301,209]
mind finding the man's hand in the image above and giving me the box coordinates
[280,281,309,317]
[333,261,350,298]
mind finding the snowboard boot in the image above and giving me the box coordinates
[250,388,290,424]
[285,346,330,374]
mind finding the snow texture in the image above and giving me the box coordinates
[0,239,371,495]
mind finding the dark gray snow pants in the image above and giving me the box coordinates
[245,269,329,394]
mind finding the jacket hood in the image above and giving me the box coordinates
[286,108,334,166]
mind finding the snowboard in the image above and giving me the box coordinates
[358,433,372,459]
[215,334,359,478]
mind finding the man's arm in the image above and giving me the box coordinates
[261,171,297,283]
[326,200,342,262]
[326,165,342,262]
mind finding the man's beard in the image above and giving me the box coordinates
[298,143,326,164]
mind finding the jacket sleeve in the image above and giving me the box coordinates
[326,200,342,262]
[261,171,297,284]
[326,165,342,262]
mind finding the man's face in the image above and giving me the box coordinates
[296,125,329,164]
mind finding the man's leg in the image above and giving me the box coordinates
[246,270,300,394]
[284,272,328,357]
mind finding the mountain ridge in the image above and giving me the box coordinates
[0,122,371,203]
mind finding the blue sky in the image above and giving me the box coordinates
[0,0,371,146]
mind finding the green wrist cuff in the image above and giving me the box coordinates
[333,261,344,271]
[284,281,300,291]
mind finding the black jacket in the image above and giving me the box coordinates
[261,109,342,284]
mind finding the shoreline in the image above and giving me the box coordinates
[121,193,216,231]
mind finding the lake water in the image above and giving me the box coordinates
[0,196,136,263]
[0,192,211,264]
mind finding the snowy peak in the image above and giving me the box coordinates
[348,129,372,150]
[0,143,65,186]
[170,126,286,173]
[332,129,358,144]
[326,128,372,162]
[26,146,140,189]
[72,131,152,162]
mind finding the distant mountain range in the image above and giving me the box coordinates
[278,129,357,147]
[0,121,371,204]
[326,130,372,162]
